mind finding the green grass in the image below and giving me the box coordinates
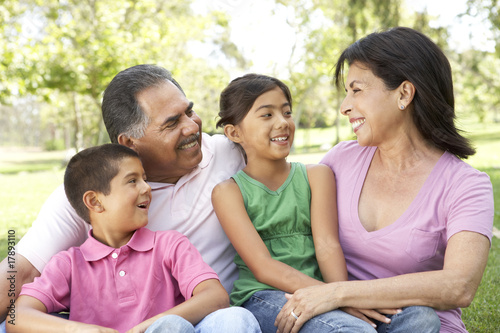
[0,120,499,331]
[0,149,67,174]
[0,170,65,256]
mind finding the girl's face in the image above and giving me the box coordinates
[234,87,295,161]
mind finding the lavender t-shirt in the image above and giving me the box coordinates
[320,140,493,333]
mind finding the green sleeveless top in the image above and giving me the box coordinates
[230,162,322,306]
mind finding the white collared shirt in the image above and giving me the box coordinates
[17,134,245,293]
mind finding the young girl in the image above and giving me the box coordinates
[212,74,375,332]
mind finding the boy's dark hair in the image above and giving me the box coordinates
[64,144,140,223]
[334,26,475,159]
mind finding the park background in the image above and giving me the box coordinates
[0,0,498,331]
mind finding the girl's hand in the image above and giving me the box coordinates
[340,307,402,328]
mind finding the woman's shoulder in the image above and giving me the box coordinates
[320,140,374,166]
[438,152,493,192]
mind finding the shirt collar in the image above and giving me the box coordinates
[80,228,155,262]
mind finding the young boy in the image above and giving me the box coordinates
[6,144,229,333]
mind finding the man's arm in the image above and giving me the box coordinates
[1,254,40,321]
[1,185,90,322]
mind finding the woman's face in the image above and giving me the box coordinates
[340,62,405,147]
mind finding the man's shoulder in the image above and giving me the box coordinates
[202,132,245,167]
[203,133,238,151]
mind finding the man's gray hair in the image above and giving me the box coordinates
[102,64,185,143]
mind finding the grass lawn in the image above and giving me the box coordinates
[0,120,499,331]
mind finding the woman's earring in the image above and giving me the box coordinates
[400,105,405,110]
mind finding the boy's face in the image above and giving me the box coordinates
[98,157,152,236]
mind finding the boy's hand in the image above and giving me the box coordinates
[77,325,119,333]
[65,321,119,333]
[125,321,151,333]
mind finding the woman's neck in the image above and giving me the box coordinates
[376,133,444,174]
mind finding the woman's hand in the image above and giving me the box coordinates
[274,285,340,333]
[274,285,402,332]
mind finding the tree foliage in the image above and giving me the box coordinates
[1,0,498,150]
[1,0,239,149]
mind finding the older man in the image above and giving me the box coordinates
[1,65,259,331]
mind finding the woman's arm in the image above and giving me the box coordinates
[306,164,347,283]
[212,180,323,293]
[275,230,490,333]
[126,279,228,333]
[6,295,117,333]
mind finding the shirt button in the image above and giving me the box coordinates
[119,271,126,277]
[111,253,118,259]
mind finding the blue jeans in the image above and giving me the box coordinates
[243,290,441,333]
[1,307,260,333]
[146,307,261,332]
[374,305,440,333]
[243,290,375,332]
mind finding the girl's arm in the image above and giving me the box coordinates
[212,180,323,293]
[6,295,118,333]
[275,230,490,333]
[306,164,347,283]
[126,279,228,333]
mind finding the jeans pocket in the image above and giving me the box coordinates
[405,228,441,262]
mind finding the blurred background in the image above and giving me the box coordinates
[1,0,499,154]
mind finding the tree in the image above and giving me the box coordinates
[1,0,241,149]
[463,0,500,122]
[272,0,405,148]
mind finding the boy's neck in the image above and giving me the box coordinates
[90,219,136,248]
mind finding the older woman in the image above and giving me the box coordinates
[275,27,493,333]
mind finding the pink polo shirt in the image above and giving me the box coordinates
[20,228,219,332]
[16,134,245,293]
[320,140,494,333]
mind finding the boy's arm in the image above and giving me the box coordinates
[212,180,323,293]
[6,295,118,333]
[306,164,348,283]
[126,279,228,333]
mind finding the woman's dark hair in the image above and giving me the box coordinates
[217,73,292,128]
[334,26,475,159]
[64,144,140,223]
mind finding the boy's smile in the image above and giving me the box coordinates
[92,156,152,248]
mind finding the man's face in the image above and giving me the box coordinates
[131,81,203,184]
